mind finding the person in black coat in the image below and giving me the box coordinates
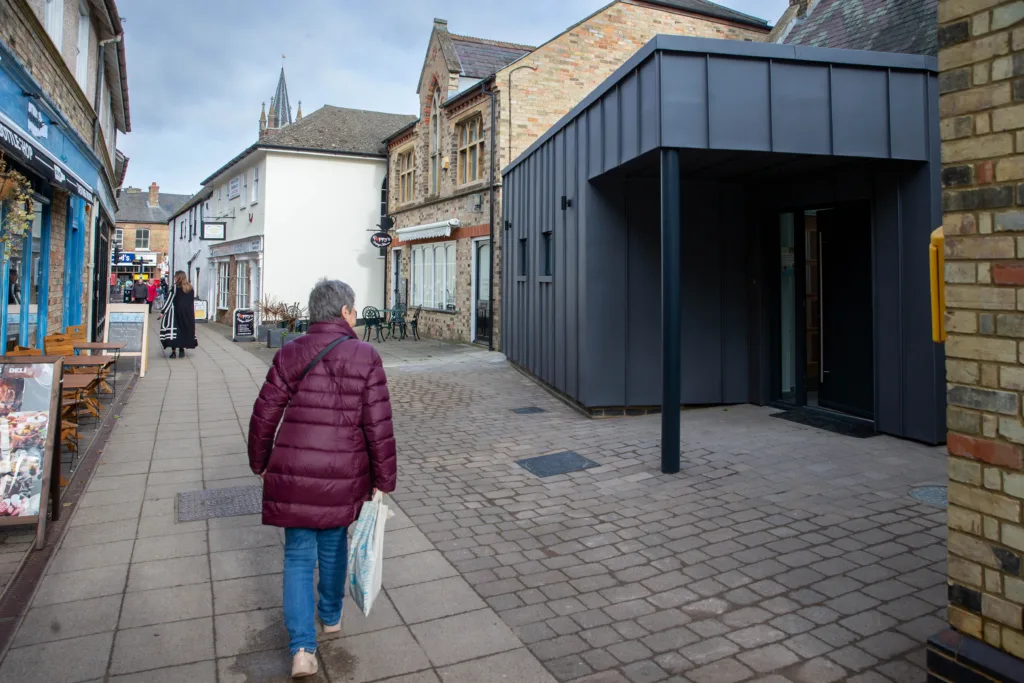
[159,271,198,358]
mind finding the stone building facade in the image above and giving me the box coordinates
[115,183,186,283]
[934,0,1024,676]
[0,0,130,344]
[385,1,769,348]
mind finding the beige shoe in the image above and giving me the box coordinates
[291,649,318,678]
[322,620,341,634]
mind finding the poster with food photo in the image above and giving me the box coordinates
[0,363,53,519]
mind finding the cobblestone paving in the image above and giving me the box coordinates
[385,359,949,683]
[0,326,948,683]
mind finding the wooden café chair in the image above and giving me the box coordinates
[45,334,100,420]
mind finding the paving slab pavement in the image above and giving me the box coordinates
[0,326,556,683]
[0,323,947,682]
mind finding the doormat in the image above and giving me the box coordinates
[517,451,599,478]
[909,485,948,509]
[512,407,546,414]
[770,409,877,439]
[177,485,263,522]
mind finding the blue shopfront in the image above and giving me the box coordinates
[0,40,112,350]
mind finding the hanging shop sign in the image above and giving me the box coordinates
[194,299,209,322]
[233,308,256,342]
[0,357,63,549]
[370,232,393,248]
[0,112,93,201]
[201,222,226,240]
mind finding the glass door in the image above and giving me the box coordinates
[474,240,491,345]
[775,211,807,407]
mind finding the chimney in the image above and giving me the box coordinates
[434,18,447,30]
[148,182,159,207]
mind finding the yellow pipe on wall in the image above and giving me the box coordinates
[930,226,945,343]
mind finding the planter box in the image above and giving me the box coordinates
[282,332,304,345]
[267,328,286,348]
[257,325,271,343]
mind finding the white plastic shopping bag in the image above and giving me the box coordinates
[348,492,391,616]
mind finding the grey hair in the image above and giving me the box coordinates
[308,279,355,323]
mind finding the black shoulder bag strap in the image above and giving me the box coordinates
[293,335,351,390]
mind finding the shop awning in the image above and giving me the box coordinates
[396,219,461,242]
[0,110,94,201]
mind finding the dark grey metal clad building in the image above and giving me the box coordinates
[501,36,944,454]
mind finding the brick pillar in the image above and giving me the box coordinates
[48,191,67,335]
[932,1,1024,679]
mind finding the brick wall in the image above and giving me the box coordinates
[387,1,766,348]
[0,0,110,177]
[495,0,767,170]
[940,0,1024,659]
[116,221,170,270]
[47,190,67,334]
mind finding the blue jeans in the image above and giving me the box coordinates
[283,526,348,655]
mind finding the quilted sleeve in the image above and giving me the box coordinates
[248,353,292,475]
[362,351,397,492]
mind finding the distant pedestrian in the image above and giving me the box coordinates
[159,271,197,359]
[131,278,147,305]
[248,279,397,678]
[146,278,158,313]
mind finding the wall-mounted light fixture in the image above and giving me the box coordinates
[561,196,572,210]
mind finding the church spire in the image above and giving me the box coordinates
[270,66,292,129]
[296,100,302,121]
[259,101,267,139]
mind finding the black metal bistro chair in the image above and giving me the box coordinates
[362,307,386,342]
[409,307,421,341]
[387,305,408,341]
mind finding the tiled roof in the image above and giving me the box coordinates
[115,191,190,224]
[262,105,416,156]
[201,105,416,185]
[783,0,937,56]
[646,0,769,29]
[450,35,535,78]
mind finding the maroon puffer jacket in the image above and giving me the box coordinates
[248,319,396,529]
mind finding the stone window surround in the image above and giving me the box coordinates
[397,145,416,205]
[456,114,484,187]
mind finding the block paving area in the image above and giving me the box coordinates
[0,326,948,682]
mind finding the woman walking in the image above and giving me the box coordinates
[248,279,396,678]
[159,271,197,358]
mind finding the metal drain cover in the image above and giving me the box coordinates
[512,407,546,414]
[177,485,262,522]
[517,451,599,477]
[909,485,947,509]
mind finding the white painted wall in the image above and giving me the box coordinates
[263,151,386,312]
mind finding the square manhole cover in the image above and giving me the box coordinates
[177,484,263,522]
[512,407,546,415]
[517,451,599,478]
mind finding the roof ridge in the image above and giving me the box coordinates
[448,33,535,52]
[320,104,418,118]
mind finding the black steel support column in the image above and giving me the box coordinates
[661,148,681,474]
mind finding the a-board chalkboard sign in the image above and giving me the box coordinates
[233,308,256,342]
[107,312,145,352]
[103,303,151,377]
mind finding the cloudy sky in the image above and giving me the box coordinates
[117,0,788,195]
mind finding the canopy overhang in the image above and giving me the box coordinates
[396,219,461,242]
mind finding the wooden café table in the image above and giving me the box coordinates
[73,342,126,395]
[62,356,115,414]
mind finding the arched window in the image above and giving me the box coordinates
[430,90,441,195]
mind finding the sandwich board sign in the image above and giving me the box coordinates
[104,303,151,377]
[233,308,256,342]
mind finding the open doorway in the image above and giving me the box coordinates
[776,203,874,421]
